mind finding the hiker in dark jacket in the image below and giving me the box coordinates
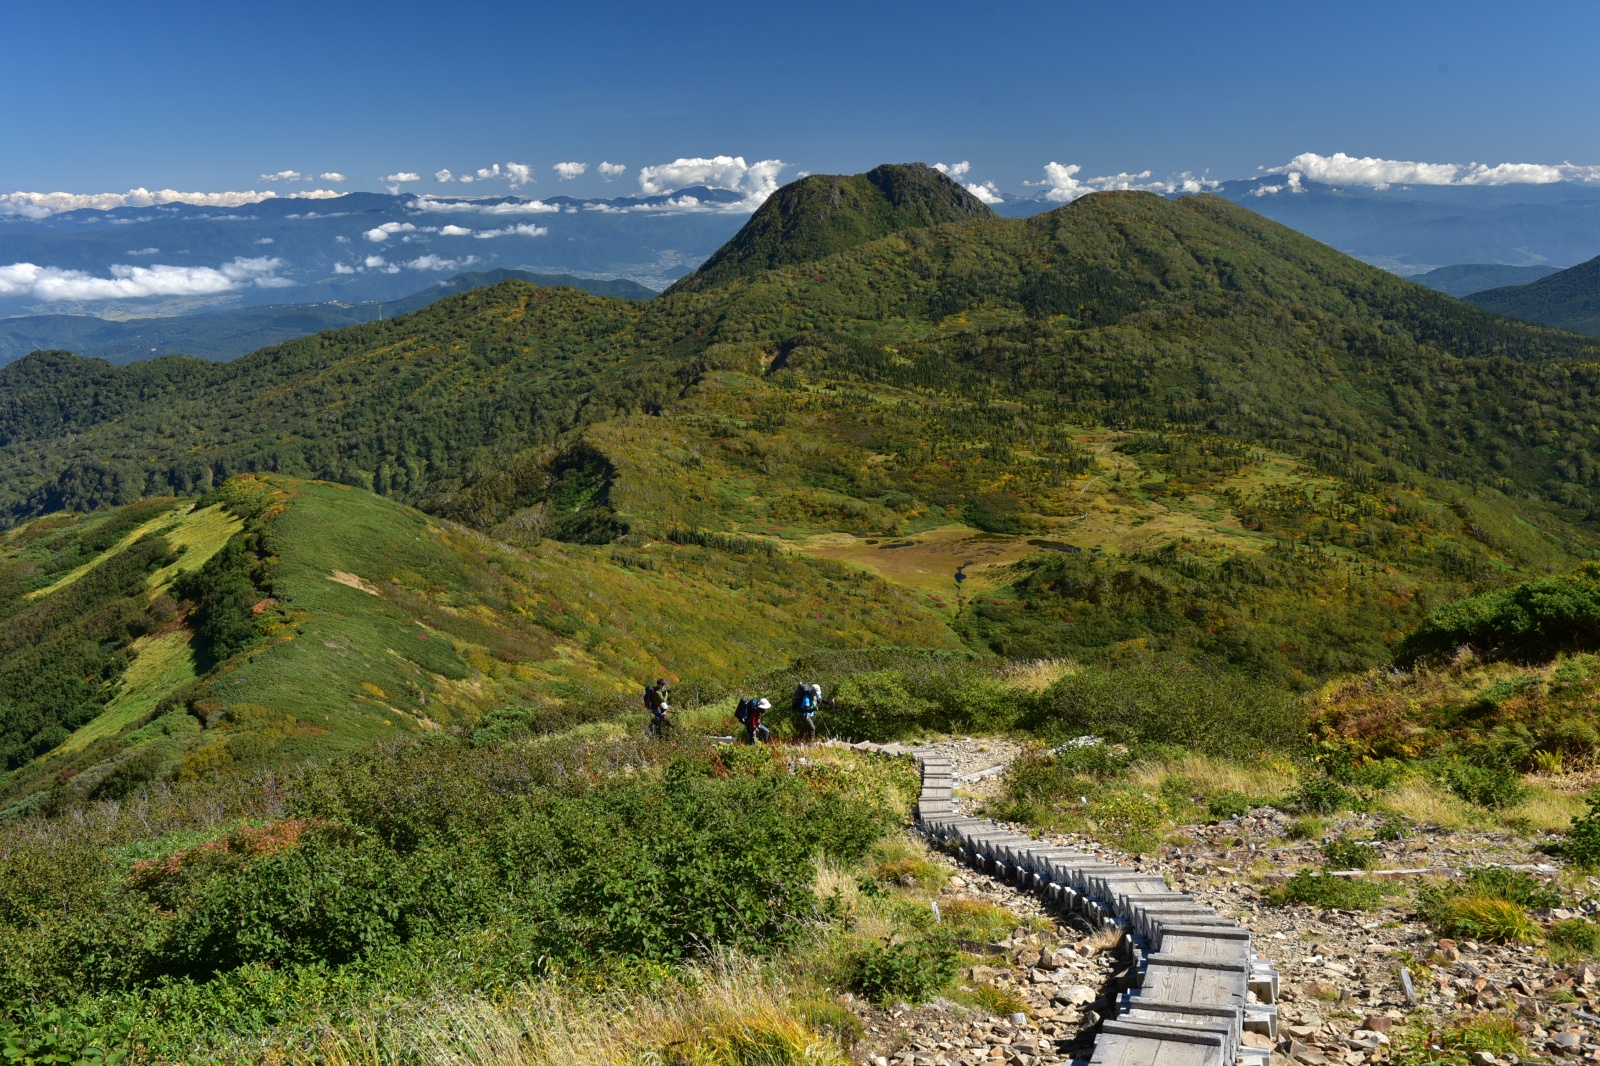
[735,697,772,744]
[645,678,671,737]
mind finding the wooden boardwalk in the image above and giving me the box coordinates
[856,742,1281,1066]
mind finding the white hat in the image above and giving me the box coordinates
[810,683,822,696]
[755,698,772,710]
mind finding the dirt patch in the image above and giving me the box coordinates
[329,570,382,596]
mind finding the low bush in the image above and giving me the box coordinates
[1321,837,1376,870]
[1422,893,1541,944]
[1291,775,1359,815]
[1548,919,1600,964]
[940,900,1022,945]
[1205,791,1253,820]
[1416,870,1554,944]
[1285,816,1325,841]
[1269,871,1383,909]
[848,936,960,1006]
[1432,759,1527,810]
[1561,792,1600,870]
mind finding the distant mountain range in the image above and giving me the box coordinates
[1466,254,1600,336]
[0,269,656,365]
[1413,263,1562,297]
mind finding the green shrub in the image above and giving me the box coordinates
[88,748,166,801]
[849,936,959,1006]
[1397,564,1600,664]
[1321,837,1376,870]
[1292,776,1358,814]
[1269,871,1383,909]
[1562,792,1600,870]
[1460,867,1562,909]
[0,1010,129,1066]
[1548,919,1600,963]
[1205,791,1252,820]
[1285,816,1324,840]
[1431,759,1527,810]
[1022,664,1303,753]
[1373,818,1407,842]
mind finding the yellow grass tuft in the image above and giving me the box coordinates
[997,658,1079,694]
[287,958,850,1066]
[1377,779,1473,830]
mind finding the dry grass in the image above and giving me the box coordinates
[1376,779,1474,830]
[1129,752,1297,800]
[1504,785,1586,834]
[996,658,1079,694]
[282,958,850,1066]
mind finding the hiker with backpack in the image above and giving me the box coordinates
[735,697,771,744]
[792,682,821,742]
[644,678,672,738]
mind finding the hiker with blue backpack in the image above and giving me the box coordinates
[792,682,821,742]
[644,678,672,738]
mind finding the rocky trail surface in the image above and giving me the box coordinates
[832,738,1600,1065]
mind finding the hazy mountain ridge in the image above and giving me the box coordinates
[0,269,656,365]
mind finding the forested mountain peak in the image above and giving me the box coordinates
[667,162,995,293]
[1468,252,1600,337]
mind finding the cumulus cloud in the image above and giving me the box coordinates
[933,161,972,179]
[333,262,356,274]
[1266,151,1594,189]
[473,223,549,239]
[126,247,159,256]
[364,221,417,242]
[435,169,454,182]
[0,256,290,301]
[597,161,626,179]
[1029,163,1218,202]
[553,161,587,180]
[404,254,478,271]
[965,181,1003,205]
[0,188,341,219]
[636,155,789,209]
[437,224,472,236]
[259,170,308,183]
[411,197,561,215]
[503,163,534,187]
[320,172,347,183]
[384,172,422,183]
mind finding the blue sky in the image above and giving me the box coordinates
[4,0,1597,200]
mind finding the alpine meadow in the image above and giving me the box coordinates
[10,162,1600,1065]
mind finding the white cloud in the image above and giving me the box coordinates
[435,169,454,182]
[437,224,472,236]
[259,170,307,183]
[411,197,561,215]
[473,223,549,239]
[637,155,789,209]
[319,172,347,183]
[1267,151,1586,189]
[0,256,289,301]
[363,255,387,268]
[126,247,159,256]
[965,181,1002,205]
[364,221,417,242]
[503,163,534,187]
[0,187,341,219]
[333,262,356,274]
[255,237,275,244]
[384,172,422,183]
[934,161,972,179]
[404,254,477,271]
[553,161,588,180]
[1030,163,1218,202]
[598,161,626,179]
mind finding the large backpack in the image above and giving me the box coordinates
[645,684,662,712]
[735,699,752,726]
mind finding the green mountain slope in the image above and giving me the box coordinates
[1414,263,1560,298]
[0,473,956,809]
[666,162,995,293]
[1467,253,1600,336]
